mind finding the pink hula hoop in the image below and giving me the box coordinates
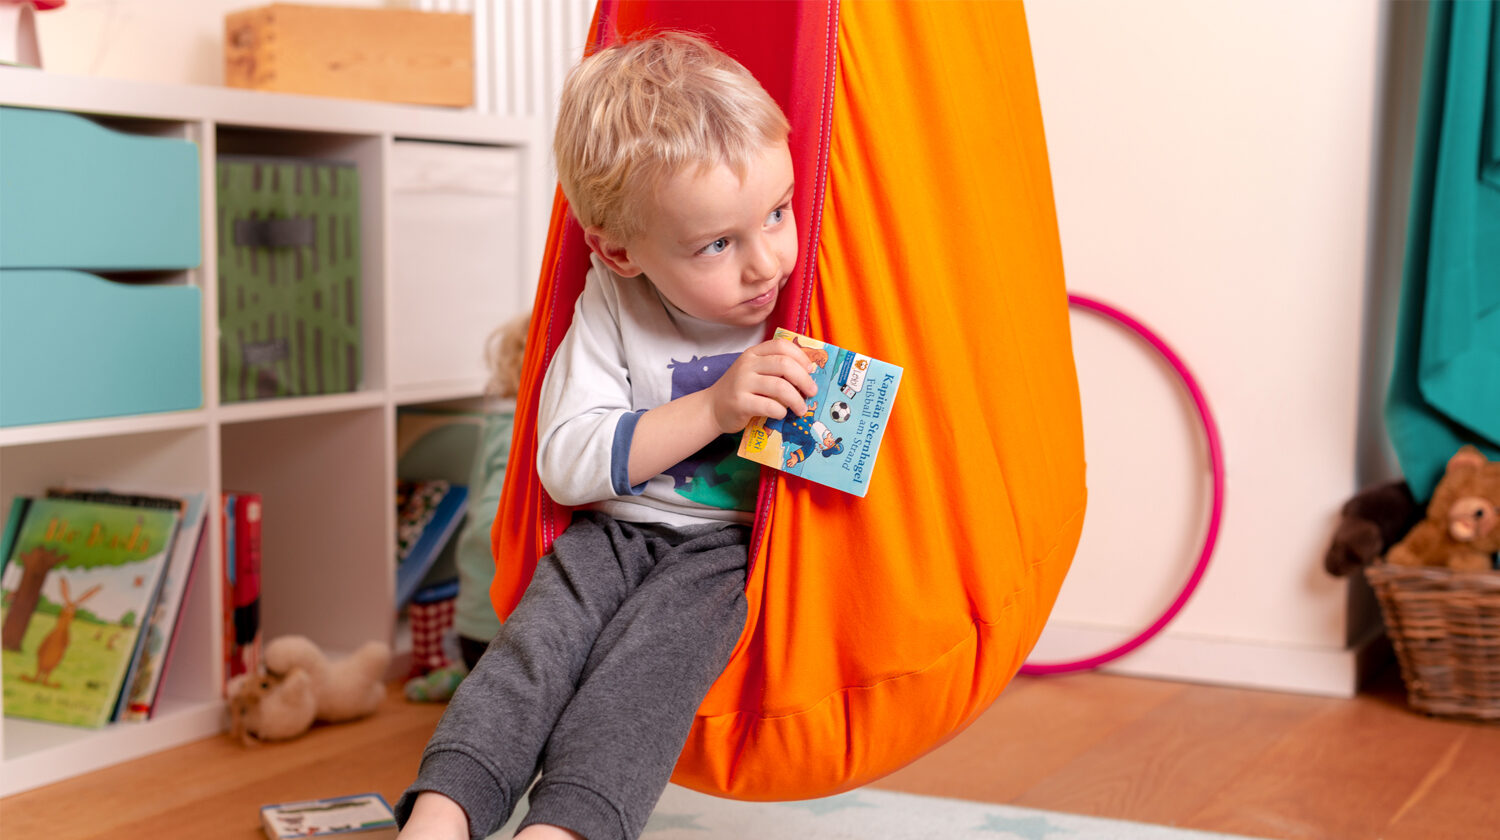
[1020,293,1226,676]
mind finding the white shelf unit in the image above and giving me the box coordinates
[0,68,546,797]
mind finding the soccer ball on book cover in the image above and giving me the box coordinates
[828,401,852,423]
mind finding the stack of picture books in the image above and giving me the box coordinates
[0,486,209,729]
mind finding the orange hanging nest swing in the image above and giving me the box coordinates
[493,0,1087,802]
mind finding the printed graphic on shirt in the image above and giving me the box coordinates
[663,353,760,510]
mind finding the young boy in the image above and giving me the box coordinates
[395,32,817,840]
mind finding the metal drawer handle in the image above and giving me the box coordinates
[233,217,314,249]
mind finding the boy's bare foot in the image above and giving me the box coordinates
[515,826,585,840]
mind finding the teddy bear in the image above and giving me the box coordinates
[1385,445,1500,572]
[227,634,391,744]
[1323,478,1420,576]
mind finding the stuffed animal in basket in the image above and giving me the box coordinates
[227,634,391,743]
[1323,479,1419,576]
[1386,445,1500,572]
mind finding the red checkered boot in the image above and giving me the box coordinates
[404,580,467,702]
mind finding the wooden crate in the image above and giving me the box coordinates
[225,3,473,107]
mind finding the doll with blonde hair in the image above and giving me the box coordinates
[401,311,532,704]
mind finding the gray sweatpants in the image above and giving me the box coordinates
[395,511,750,840]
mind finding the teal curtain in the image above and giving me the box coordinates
[1386,0,1500,500]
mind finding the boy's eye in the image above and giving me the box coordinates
[700,238,729,256]
[767,207,786,226]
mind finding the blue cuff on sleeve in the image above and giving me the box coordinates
[610,410,649,496]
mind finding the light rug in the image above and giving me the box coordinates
[492,784,1268,840]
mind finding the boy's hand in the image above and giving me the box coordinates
[708,338,819,434]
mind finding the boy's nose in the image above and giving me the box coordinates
[743,234,779,282]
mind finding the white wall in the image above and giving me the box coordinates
[32,0,1419,697]
[34,0,394,86]
[1025,0,1423,696]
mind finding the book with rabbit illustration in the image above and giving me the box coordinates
[0,496,179,728]
[738,329,903,497]
[44,486,209,722]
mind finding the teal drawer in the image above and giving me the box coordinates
[0,270,202,426]
[0,107,201,271]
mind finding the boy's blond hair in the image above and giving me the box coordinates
[553,31,790,244]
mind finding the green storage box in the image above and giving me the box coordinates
[0,270,203,426]
[0,107,201,271]
[217,155,362,402]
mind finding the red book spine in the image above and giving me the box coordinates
[221,492,236,695]
[231,493,263,679]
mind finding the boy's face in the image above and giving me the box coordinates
[588,141,797,328]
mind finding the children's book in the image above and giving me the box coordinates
[0,497,30,572]
[394,480,467,610]
[395,407,486,593]
[1,496,179,728]
[738,329,904,498]
[44,487,208,723]
[132,516,207,719]
[260,792,398,839]
[225,491,263,687]
[220,491,237,696]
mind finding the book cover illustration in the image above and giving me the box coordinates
[260,792,397,839]
[394,480,468,610]
[43,487,207,723]
[0,497,178,728]
[738,329,903,498]
[45,488,211,722]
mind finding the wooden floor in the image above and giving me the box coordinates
[5,665,1498,839]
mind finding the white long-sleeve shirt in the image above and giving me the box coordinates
[536,255,764,527]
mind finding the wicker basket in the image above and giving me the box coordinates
[1365,562,1500,720]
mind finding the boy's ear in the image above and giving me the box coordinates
[584,227,644,278]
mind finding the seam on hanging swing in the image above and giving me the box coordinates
[749,0,841,572]
[697,499,1089,724]
[695,615,988,725]
[1025,495,1088,570]
[540,216,572,551]
[797,0,839,335]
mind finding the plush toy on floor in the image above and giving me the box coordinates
[227,634,392,744]
[1386,445,1500,571]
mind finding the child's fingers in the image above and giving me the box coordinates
[753,337,815,373]
[752,374,809,417]
[751,394,792,420]
[747,344,817,398]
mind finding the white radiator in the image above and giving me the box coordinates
[415,0,597,127]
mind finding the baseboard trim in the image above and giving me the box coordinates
[1024,624,1388,698]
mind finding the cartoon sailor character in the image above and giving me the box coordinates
[764,402,843,469]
